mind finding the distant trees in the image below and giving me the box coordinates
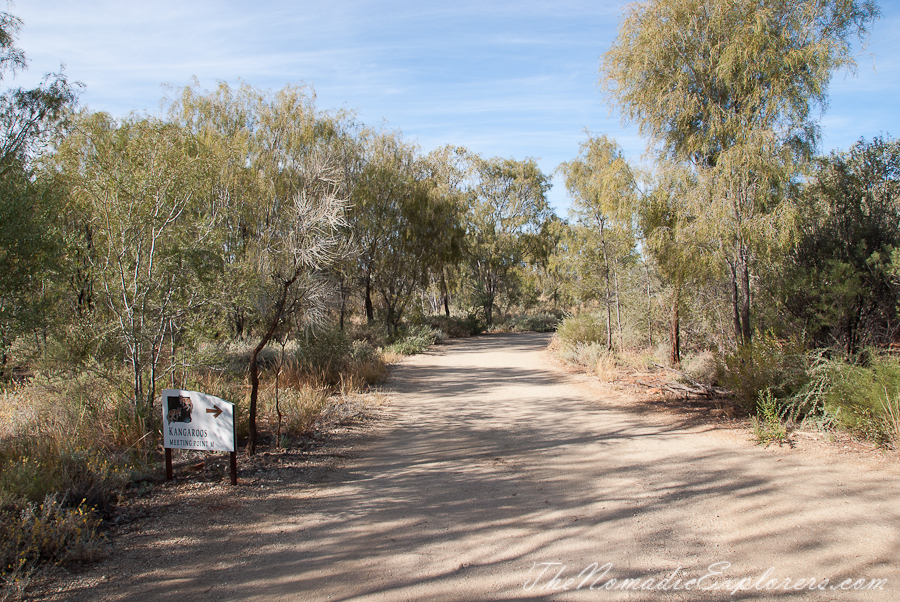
[558,135,638,350]
[465,155,552,325]
[348,131,464,331]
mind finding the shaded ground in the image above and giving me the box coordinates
[32,332,900,601]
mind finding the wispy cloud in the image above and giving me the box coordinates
[8,0,899,213]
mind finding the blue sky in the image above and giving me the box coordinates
[9,0,900,214]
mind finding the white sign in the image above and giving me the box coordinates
[162,389,235,452]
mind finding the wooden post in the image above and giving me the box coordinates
[230,451,238,485]
[165,448,173,481]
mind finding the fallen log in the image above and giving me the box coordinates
[650,363,731,397]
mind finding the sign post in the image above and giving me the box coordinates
[161,389,237,485]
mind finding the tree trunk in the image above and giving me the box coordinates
[600,229,613,352]
[729,260,742,346]
[247,343,263,455]
[364,274,374,322]
[670,285,681,365]
[247,279,293,455]
[739,248,752,345]
[338,278,347,331]
[131,355,143,413]
[613,263,622,350]
[441,269,450,317]
[646,264,653,348]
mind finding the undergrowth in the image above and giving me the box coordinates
[0,325,399,593]
[751,390,789,446]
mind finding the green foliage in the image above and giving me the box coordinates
[294,326,351,380]
[720,331,808,412]
[348,131,466,330]
[787,352,900,445]
[0,10,78,378]
[506,313,560,333]
[386,324,444,356]
[422,315,481,338]
[751,390,789,446]
[557,135,638,350]
[601,0,880,167]
[602,0,880,347]
[51,112,225,411]
[556,314,607,349]
[464,154,553,326]
[784,136,900,354]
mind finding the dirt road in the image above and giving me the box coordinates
[47,332,900,601]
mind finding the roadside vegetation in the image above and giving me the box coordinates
[1,0,899,594]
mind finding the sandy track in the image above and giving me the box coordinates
[43,332,900,601]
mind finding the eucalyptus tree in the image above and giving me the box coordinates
[465,155,552,326]
[558,135,639,351]
[349,129,415,325]
[424,145,469,316]
[601,0,881,345]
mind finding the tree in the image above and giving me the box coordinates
[0,8,79,377]
[601,0,880,346]
[638,163,711,363]
[347,133,465,331]
[558,135,638,351]
[465,155,552,325]
[168,81,348,454]
[786,136,900,353]
[52,112,222,412]
[350,130,422,328]
[424,145,469,317]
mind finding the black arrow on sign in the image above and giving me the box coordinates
[206,405,223,419]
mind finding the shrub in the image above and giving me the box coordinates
[386,324,444,356]
[0,495,104,585]
[556,314,607,349]
[789,351,900,445]
[751,390,789,446]
[340,340,388,392]
[682,351,721,385]
[720,331,808,413]
[0,377,137,586]
[422,315,481,338]
[294,326,350,379]
[508,313,560,333]
[349,322,393,349]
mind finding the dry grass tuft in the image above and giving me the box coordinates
[593,353,619,382]
[882,391,900,450]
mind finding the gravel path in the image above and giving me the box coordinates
[39,332,900,601]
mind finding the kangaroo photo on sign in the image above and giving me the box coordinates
[161,389,235,453]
